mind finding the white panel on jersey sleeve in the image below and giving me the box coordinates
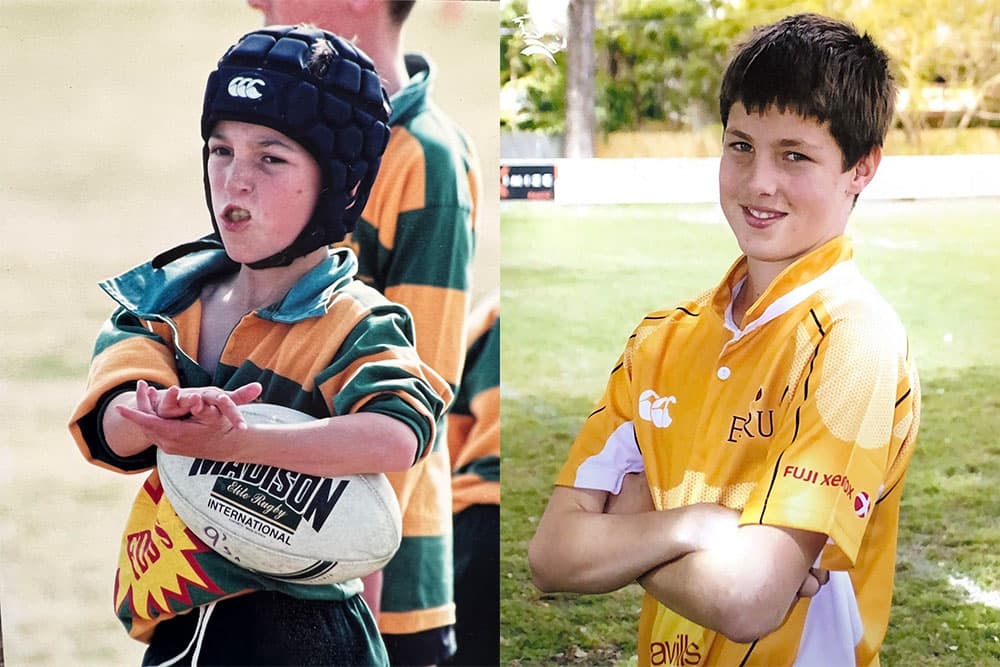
[573,421,646,494]
[793,570,863,666]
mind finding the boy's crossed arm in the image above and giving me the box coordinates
[529,474,827,644]
[528,485,737,595]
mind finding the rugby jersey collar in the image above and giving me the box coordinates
[713,236,857,341]
[391,54,432,126]
[100,247,359,323]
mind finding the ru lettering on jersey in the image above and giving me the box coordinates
[726,386,774,443]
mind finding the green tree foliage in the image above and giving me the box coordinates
[501,0,568,132]
[500,0,1000,138]
[596,0,739,131]
[850,0,1000,139]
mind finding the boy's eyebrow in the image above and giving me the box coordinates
[776,137,818,149]
[255,137,295,150]
[725,127,820,150]
[725,128,753,142]
[208,130,295,150]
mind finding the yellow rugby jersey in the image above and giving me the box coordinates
[556,237,920,667]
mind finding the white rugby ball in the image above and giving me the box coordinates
[157,403,401,585]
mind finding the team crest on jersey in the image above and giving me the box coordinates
[639,389,677,428]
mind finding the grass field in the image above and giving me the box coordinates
[0,2,497,665]
[500,198,1000,666]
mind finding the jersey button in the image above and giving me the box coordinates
[717,366,731,380]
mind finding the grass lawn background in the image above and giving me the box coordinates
[500,198,1000,666]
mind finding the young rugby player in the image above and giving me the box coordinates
[246,3,482,663]
[69,25,450,666]
[529,13,920,666]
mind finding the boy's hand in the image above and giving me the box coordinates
[604,474,741,553]
[136,380,262,426]
[115,380,262,457]
[797,567,830,599]
[679,502,742,552]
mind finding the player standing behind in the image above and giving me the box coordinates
[443,291,500,667]
[69,25,451,666]
[529,13,920,667]
[246,2,480,665]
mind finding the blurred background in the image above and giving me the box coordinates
[0,2,497,665]
[501,0,1000,159]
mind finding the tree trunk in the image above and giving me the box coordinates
[565,0,596,158]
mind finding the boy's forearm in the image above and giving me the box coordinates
[233,411,419,476]
[107,396,419,476]
[101,391,154,458]
[637,524,825,643]
[528,487,701,594]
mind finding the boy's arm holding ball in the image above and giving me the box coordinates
[109,380,419,476]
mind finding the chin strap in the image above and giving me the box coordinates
[151,235,227,269]
[242,193,345,270]
[151,229,330,272]
[244,223,329,270]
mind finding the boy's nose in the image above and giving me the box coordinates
[225,161,254,194]
[746,158,778,197]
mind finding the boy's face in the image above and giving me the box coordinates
[719,104,879,276]
[207,120,322,265]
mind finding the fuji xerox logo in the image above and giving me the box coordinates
[227,76,266,100]
[783,465,872,519]
[639,389,677,428]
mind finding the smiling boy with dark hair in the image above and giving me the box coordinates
[530,13,920,666]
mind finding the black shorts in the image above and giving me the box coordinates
[444,503,500,667]
[142,591,387,666]
[382,625,457,667]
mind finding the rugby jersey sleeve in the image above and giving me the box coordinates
[449,297,500,512]
[317,302,452,464]
[388,129,478,393]
[353,125,478,393]
[68,308,181,473]
[739,309,919,567]
[555,323,647,494]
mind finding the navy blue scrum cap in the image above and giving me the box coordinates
[200,25,391,269]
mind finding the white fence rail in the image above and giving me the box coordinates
[501,155,1000,205]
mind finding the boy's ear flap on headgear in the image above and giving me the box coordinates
[199,25,391,270]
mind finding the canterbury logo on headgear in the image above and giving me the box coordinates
[227,76,266,100]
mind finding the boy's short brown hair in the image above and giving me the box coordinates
[388,1,416,26]
[719,13,896,170]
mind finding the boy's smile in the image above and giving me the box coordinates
[718,104,880,292]
[742,205,786,229]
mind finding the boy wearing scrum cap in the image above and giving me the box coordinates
[69,25,450,666]
[246,3,482,664]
